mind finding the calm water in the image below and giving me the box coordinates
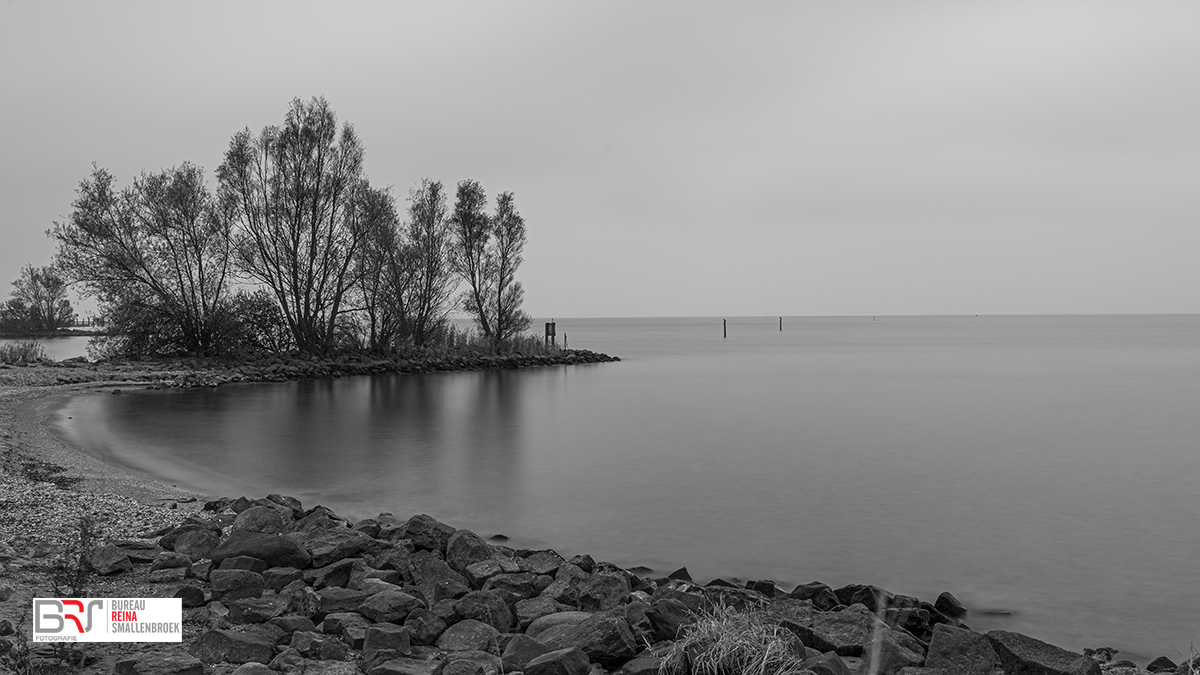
[59,315,1200,660]
[0,335,91,361]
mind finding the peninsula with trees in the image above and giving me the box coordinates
[2,97,615,378]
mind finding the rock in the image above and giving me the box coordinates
[360,590,425,623]
[0,585,14,602]
[290,506,350,534]
[646,598,693,642]
[933,591,967,618]
[1147,657,1178,673]
[306,529,378,568]
[445,530,494,575]
[230,595,291,624]
[305,558,362,589]
[151,551,194,571]
[113,650,205,675]
[111,540,162,563]
[865,629,926,675]
[409,550,471,602]
[802,652,854,675]
[846,585,894,612]
[210,531,312,569]
[404,514,457,553]
[89,543,133,575]
[317,587,375,614]
[189,629,276,664]
[516,597,570,630]
[444,651,502,675]
[365,624,412,657]
[987,630,1102,675]
[805,604,886,657]
[539,614,638,668]
[321,611,371,647]
[463,559,506,588]
[925,624,998,675]
[482,572,549,599]
[159,524,218,550]
[404,608,447,645]
[265,566,304,591]
[502,633,552,672]
[288,660,360,675]
[231,663,274,675]
[192,560,213,581]
[367,657,446,675]
[454,590,514,633]
[234,505,289,533]
[524,647,590,675]
[173,585,207,608]
[576,574,630,611]
[267,493,303,514]
[149,568,189,584]
[211,569,266,603]
[650,587,705,613]
[290,630,349,660]
[174,528,222,561]
[527,611,593,639]
[436,619,500,654]
[612,652,662,675]
[518,550,565,576]
[883,607,930,637]
[220,555,271,574]
[270,616,318,634]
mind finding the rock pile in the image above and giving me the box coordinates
[88,496,1184,675]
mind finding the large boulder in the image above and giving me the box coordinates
[445,530,493,575]
[174,529,221,562]
[526,611,592,640]
[89,544,133,575]
[113,650,204,675]
[538,614,638,668]
[987,630,1101,675]
[934,592,967,618]
[189,629,276,664]
[482,572,550,600]
[403,514,457,553]
[864,629,925,675]
[408,550,471,603]
[454,591,513,633]
[233,506,290,534]
[210,532,312,569]
[359,591,425,624]
[501,634,552,672]
[805,604,886,657]
[229,595,291,624]
[317,587,374,614]
[403,608,447,645]
[524,647,590,675]
[926,624,999,675]
[575,574,630,611]
[306,529,378,568]
[518,550,565,576]
[515,597,570,631]
[210,570,265,603]
[436,618,500,654]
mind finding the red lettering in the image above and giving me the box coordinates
[112,611,138,621]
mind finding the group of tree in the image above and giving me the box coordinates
[0,264,75,335]
[49,97,531,357]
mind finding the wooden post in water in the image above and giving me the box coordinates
[723,319,727,338]
[779,316,782,331]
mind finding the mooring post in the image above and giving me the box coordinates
[723,319,727,338]
[779,316,782,331]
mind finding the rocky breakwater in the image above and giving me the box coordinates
[80,496,1193,675]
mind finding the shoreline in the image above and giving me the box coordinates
[0,376,1190,675]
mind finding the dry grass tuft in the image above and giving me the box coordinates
[0,341,46,364]
[658,602,809,675]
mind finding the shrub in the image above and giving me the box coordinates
[0,341,46,364]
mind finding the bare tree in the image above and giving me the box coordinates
[52,163,233,355]
[6,265,75,332]
[490,191,531,344]
[402,179,457,346]
[349,187,402,351]
[449,179,494,341]
[448,181,531,349]
[217,97,384,354]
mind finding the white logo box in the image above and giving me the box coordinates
[32,599,182,642]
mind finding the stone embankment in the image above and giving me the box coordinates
[0,350,619,389]
[29,495,1193,675]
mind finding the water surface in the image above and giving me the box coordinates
[60,315,1200,659]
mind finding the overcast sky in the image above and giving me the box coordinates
[1,1,1197,317]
